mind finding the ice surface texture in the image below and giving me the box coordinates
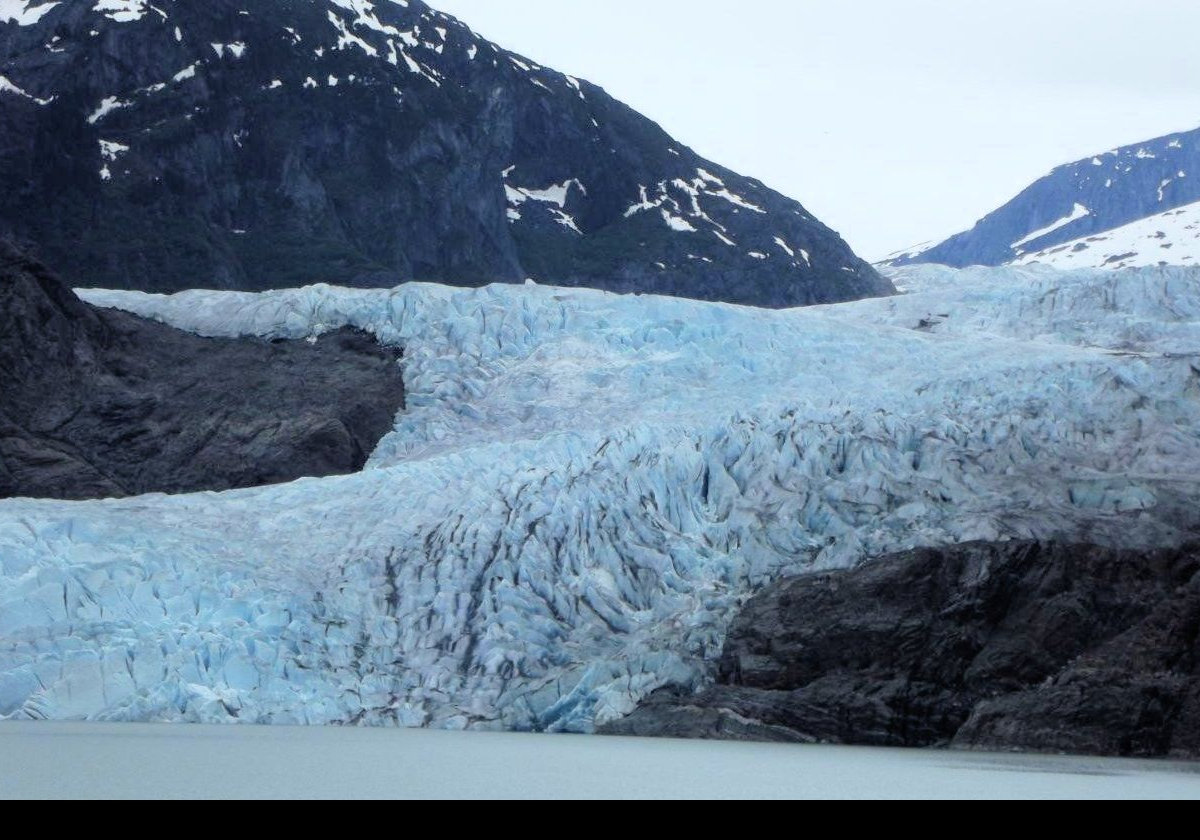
[1,263,1198,730]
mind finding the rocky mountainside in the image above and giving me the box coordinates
[604,541,1200,759]
[0,0,890,307]
[0,241,404,500]
[890,125,1200,270]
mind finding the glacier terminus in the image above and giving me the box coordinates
[0,262,1197,732]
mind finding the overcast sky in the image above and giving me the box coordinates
[434,0,1200,260]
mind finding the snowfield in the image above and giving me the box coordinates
[1016,200,1200,271]
[1,264,1198,730]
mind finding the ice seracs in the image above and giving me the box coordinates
[0,261,1196,730]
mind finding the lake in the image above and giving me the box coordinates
[1,722,1196,799]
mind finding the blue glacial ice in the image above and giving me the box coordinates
[0,263,1198,730]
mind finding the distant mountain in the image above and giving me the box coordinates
[0,0,890,306]
[890,125,1200,270]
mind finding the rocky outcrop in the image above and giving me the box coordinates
[0,243,404,500]
[0,0,891,307]
[603,541,1200,760]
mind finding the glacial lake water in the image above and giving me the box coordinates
[1,722,1197,800]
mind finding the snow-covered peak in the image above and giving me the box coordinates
[891,124,1200,271]
[0,0,887,304]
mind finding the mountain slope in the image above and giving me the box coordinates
[0,242,404,500]
[0,0,890,306]
[891,125,1200,268]
[1014,200,1200,270]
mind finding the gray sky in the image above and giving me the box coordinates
[433,0,1200,260]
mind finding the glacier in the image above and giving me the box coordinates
[1,263,1198,731]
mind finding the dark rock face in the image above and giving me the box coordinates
[0,0,891,307]
[603,542,1200,760]
[891,126,1200,267]
[0,242,404,500]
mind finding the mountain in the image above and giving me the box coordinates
[0,241,403,500]
[0,0,891,307]
[1,262,1195,731]
[890,125,1200,270]
[604,541,1200,759]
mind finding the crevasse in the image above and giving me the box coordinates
[0,264,1197,730]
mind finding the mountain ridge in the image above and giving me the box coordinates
[0,0,891,306]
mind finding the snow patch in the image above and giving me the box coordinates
[86,96,130,125]
[93,0,146,22]
[1011,203,1090,251]
[0,0,57,26]
[662,210,697,233]
[0,74,53,105]
[504,175,584,210]
[1018,200,1200,270]
[328,10,377,57]
[211,42,247,59]
[99,139,129,161]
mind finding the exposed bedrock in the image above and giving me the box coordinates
[0,0,891,307]
[0,243,404,500]
[603,541,1200,760]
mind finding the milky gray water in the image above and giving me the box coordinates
[1,723,1197,799]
